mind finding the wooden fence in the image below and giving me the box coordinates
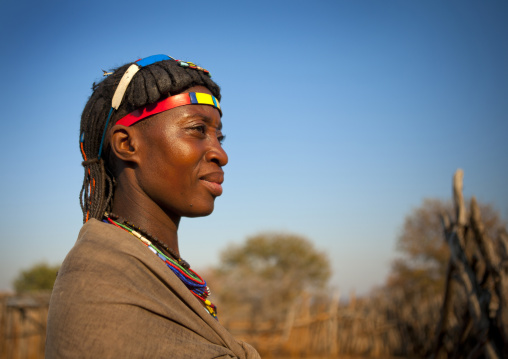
[221,292,408,358]
[0,290,407,359]
[431,170,508,358]
[0,293,49,359]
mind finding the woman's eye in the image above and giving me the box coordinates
[192,125,206,134]
[218,134,226,145]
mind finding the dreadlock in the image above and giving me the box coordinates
[79,58,221,223]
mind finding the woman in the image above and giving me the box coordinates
[46,55,260,358]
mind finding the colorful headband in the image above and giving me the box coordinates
[116,92,221,127]
[94,54,212,159]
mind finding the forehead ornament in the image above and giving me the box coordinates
[91,54,214,159]
[175,60,211,76]
[116,92,221,127]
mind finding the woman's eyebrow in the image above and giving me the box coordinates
[181,112,223,130]
[200,115,223,131]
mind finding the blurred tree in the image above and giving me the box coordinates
[13,262,60,292]
[387,198,506,298]
[211,232,331,323]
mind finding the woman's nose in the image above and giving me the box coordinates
[206,142,228,167]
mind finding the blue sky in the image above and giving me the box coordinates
[1,0,507,296]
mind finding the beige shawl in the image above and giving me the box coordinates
[46,219,260,359]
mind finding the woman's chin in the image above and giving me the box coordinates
[183,203,215,218]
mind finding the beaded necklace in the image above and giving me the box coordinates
[104,213,217,319]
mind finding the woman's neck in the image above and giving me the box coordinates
[110,178,181,257]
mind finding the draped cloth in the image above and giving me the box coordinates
[46,219,260,359]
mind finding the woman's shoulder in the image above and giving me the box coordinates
[69,218,141,259]
[55,219,149,287]
[49,218,164,312]
[77,218,128,246]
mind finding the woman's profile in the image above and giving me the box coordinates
[45,55,260,358]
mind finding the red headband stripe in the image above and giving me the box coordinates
[115,92,221,127]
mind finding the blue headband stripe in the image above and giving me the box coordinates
[135,54,174,67]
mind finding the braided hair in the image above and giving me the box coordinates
[79,58,221,223]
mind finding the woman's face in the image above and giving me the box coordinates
[133,85,228,218]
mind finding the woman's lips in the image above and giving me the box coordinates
[200,180,223,196]
[199,172,224,196]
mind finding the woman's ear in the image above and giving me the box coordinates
[109,124,141,164]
